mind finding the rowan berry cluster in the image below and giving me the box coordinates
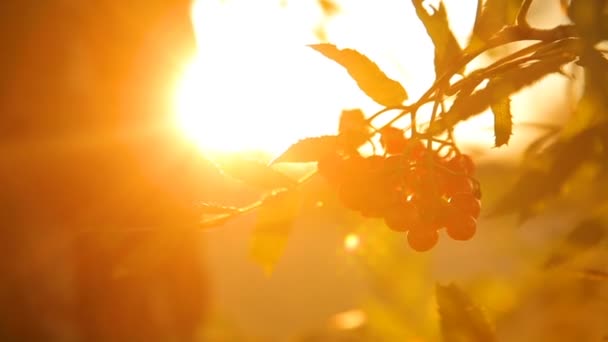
[318,127,481,252]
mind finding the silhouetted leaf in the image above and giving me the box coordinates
[544,219,606,268]
[491,95,512,147]
[411,0,463,77]
[250,190,301,274]
[272,135,340,164]
[429,53,575,135]
[218,158,297,189]
[309,43,408,106]
[436,283,496,342]
[467,0,521,51]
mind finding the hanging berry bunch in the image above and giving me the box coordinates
[316,121,481,252]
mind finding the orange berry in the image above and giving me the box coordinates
[407,229,439,252]
[445,214,477,241]
[448,154,475,176]
[384,203,419,232]
[449,193,481,218]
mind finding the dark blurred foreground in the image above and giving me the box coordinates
[0,2,215,340]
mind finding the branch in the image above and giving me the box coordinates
[516,0,533,29]
[200,200,262,229]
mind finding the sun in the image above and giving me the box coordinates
[173,0,361,154]
[173,0,479,155]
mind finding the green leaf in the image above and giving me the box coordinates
[436,283,496,342]
[411,0,463,77]
[217,157,297,189]
[271,135,340,164]
[250,190,300,274]
[544,218,606,268]
[491,94,512,147]
[309,43,408,106]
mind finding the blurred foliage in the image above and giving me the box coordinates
[0,1,209,340]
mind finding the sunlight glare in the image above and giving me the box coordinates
[174,0,480,154]
[344,233,360,252]
[175,0,360,154]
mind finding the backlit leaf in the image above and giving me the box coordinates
[467,0,521,51]
[411,0,463,77]
[250,190,301,274]
[436,283,496,342]
[217,158,297,190]
[491,94,512,147]
[271,135,340,164]
[309,43,408,106]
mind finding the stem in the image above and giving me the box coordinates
[366,105,410,123]
[367,24,577,135]
[446,40,550,96]
[200,169,318,229]
[427,89,442,150]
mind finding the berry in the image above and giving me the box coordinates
[448,154,475,176]
[407,140,427,160]
[317,154,344,186]
[407,229,439,252]
[449,193,481,218]
[384,203,420,232]
[380,126,408,154]
[338,182,366,211]
[364,155,386,173]
[445,175,473,195]
[445,214,477,241]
